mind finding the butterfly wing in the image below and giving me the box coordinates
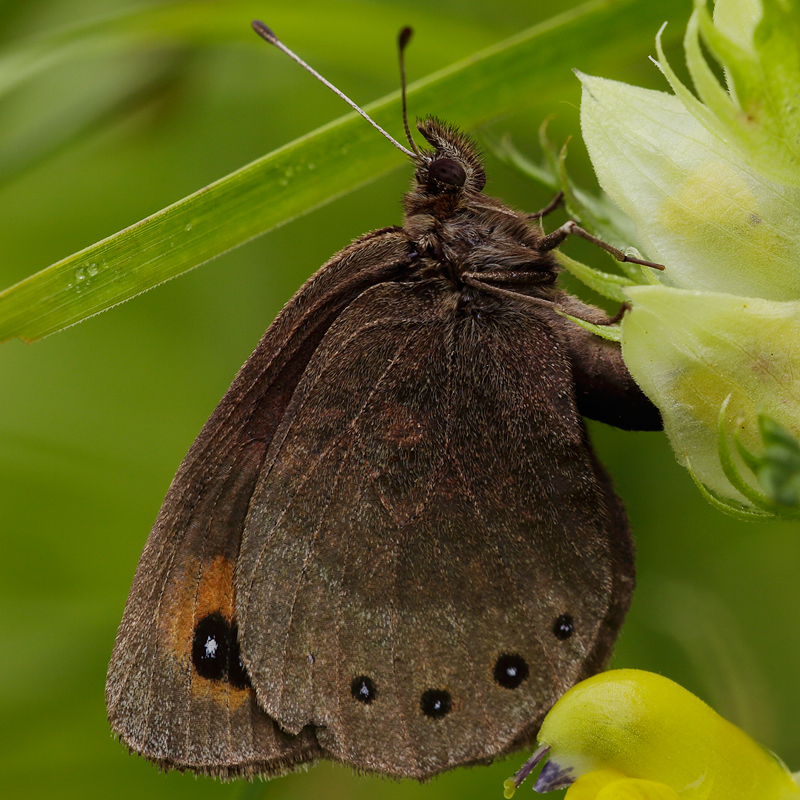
[236,280,634,778]
[105,230,411,775]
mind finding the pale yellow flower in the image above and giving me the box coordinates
[577,0,800,517]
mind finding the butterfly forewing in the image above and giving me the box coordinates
[106,231,411,774]
[105,439,321,776]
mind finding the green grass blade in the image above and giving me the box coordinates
[0,0,681,342]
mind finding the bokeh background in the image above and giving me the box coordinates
[1,1,798,799]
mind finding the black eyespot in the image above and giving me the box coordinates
[553,614,574,640]
[421,689,452,719]
[494,653,529,689]
[428,157,467,188]
[192,612,230,681]
[351,675,377,704]
[192,612,252,688]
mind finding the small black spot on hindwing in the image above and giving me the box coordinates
[553,614,575,640]
[420,689,452,719]
[351,675,377,704]
[494,653,529,689]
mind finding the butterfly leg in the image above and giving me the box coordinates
[567,301,630,327]
[538,220,664,270]
[527,191,564,220]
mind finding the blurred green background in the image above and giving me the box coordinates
[1,1,798,799]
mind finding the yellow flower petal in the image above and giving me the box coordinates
[595,778,683,800]
[566,769,628,798]
[535,670,800,800]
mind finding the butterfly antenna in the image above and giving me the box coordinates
[398,27,420,156]
[252,20,415,158]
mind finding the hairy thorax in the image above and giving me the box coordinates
[402,191,560,301]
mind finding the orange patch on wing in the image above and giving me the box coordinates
[160,555,251,710]
[195,555,236,620]
[192,672,250,711]
[159,556,203,666]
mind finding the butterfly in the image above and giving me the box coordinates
[106,22,661,781]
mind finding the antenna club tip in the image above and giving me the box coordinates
[252,20,278,44]
[398,27,413,49]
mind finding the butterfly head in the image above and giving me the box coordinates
[414,117,487,197]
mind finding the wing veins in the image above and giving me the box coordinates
[243,320,422,606]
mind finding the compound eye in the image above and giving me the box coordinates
[428,158,467,187]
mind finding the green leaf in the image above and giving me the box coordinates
[660,0,800,187]
[737,410,800,509]
[490,126,645,263]
[555,251,636,303]
[0,0,682,343]
[555,307,622,341]
[489,128,558,189]
[686,457,776,521]
[757,413,800,507]
[717,396,800,518]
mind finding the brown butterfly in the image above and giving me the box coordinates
[106,22,661,781]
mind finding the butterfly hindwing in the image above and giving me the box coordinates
[236,280,634,778]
